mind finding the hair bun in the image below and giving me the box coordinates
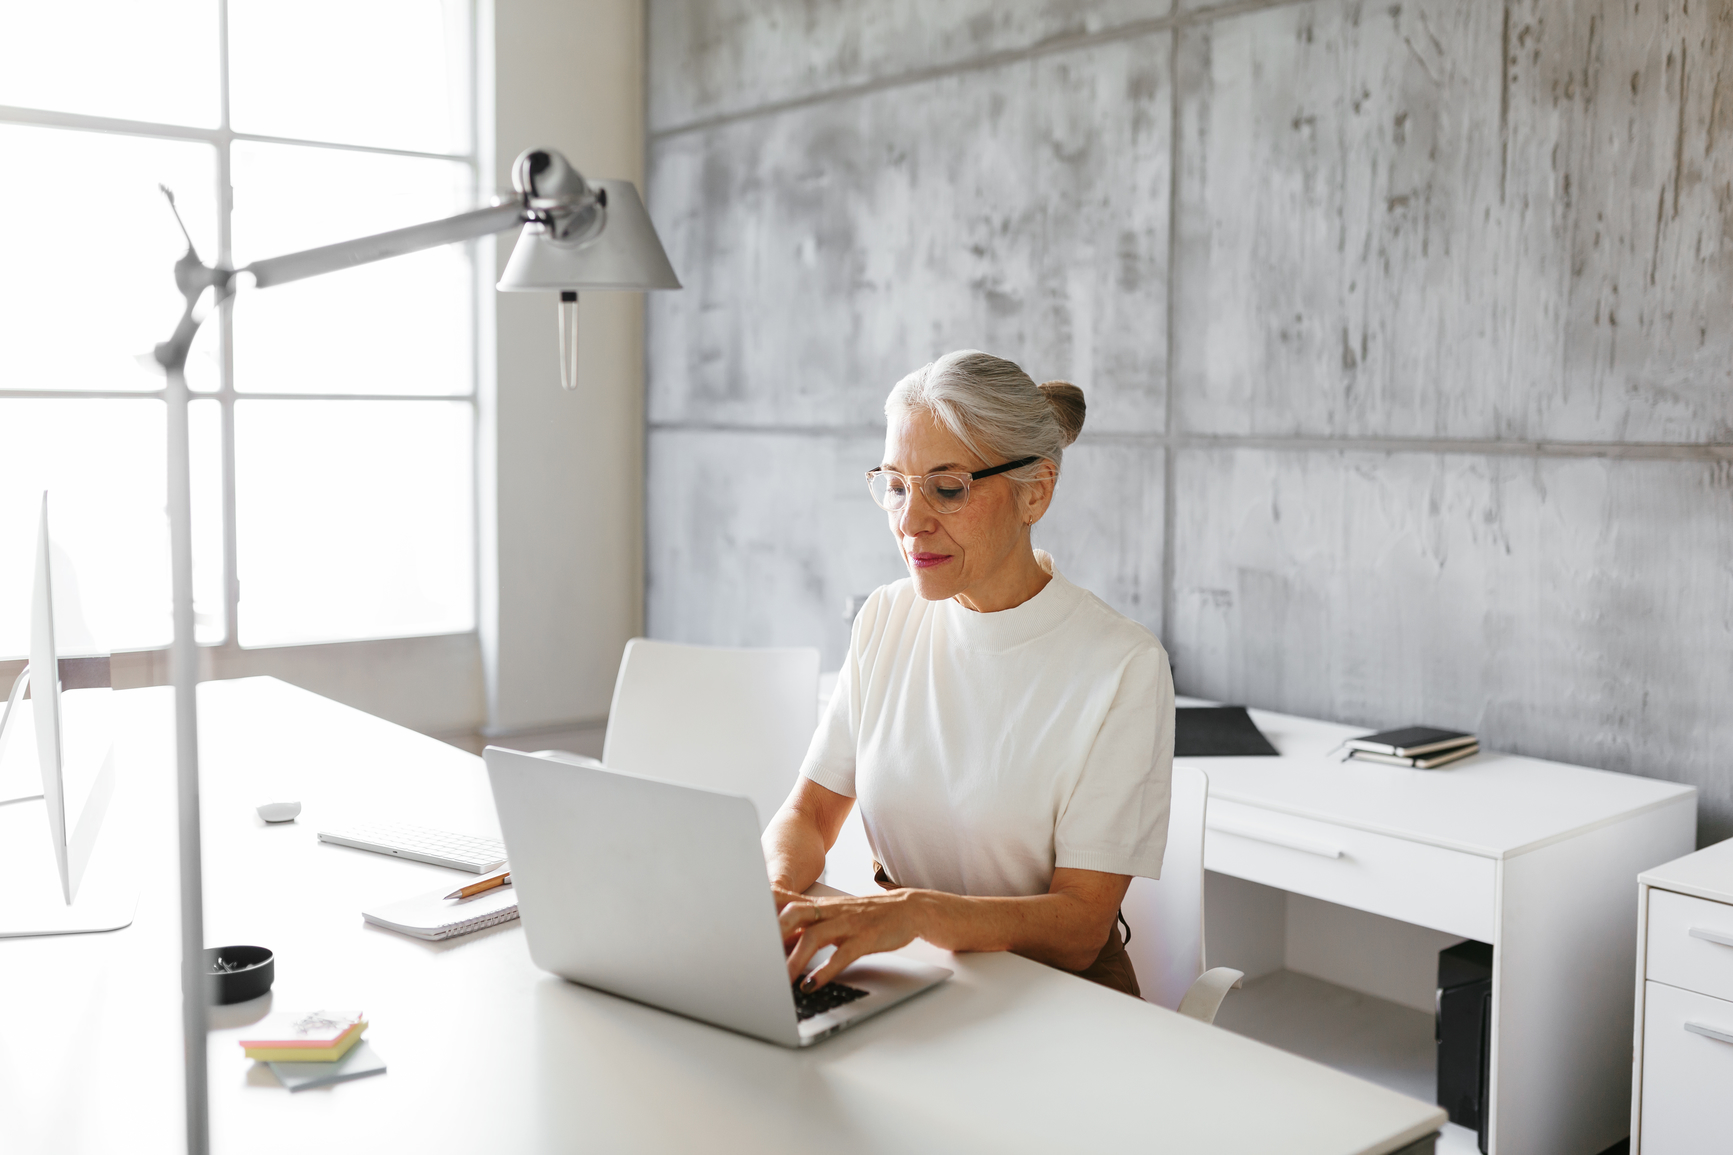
[1038,380,1086,446]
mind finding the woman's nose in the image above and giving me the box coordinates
[897,491,937,536]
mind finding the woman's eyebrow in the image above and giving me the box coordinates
[877,460,963,472]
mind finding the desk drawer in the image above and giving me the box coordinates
[1639,981,1733,1154]
[1204,800,1496,941]
[1647,888,1733,1002]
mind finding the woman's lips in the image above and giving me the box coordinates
[908,552,952,569]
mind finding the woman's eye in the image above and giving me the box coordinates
[934,484,965,500]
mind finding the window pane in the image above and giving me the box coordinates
[0,399,225,659]
[235,400,473,647]
[0,125,220,394]
[229,0,470,154]
[231,143,473,396]
[0,1,220,127]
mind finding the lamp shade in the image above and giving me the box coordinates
[497,179,681,292]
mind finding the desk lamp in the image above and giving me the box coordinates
[148,147,679,1154]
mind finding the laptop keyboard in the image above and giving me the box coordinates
[793,980,869,1021]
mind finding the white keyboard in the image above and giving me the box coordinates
[317,822,507,873]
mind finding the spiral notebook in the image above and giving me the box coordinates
[362,881,519,941]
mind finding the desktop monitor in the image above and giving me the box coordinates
[0,493,128,935]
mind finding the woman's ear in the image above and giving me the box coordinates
[1022,462,1058,526]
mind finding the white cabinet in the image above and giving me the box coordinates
[1634,840,1733,1154]
[1637,982,1733,1154]
[1645,888,1733,1004]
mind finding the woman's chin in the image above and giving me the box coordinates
[907,568,962,601]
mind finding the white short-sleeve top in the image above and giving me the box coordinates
[799,554,1175,898]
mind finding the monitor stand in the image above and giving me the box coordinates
[0,670,138,937]
[0,790,139,937]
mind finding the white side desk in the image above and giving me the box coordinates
[1188,702,1697,1155]
[0,678,1445,1155]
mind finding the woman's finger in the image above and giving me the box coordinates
[777,901,821,941]
[784,917,853,981]
[803,938,870,992]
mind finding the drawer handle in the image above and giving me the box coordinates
[1207,816,1344,860]
[1688,926,1733,949]
[1684,1021,1733,1046]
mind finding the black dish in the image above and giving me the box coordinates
[205,945,274,1005]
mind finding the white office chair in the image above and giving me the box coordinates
[595,637,821,833]
[1121,764,1245,1023]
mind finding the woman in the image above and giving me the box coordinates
[764,350,1175,998]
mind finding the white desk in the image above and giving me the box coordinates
[0,678,1446,1154]
[1188,702,1697,1155]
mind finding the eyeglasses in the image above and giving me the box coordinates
[865,456,1040,514]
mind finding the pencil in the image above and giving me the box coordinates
[445,871,511,900]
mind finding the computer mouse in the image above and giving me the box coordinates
[257,801,302,823]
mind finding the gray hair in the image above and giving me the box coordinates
[885,350,1086,485]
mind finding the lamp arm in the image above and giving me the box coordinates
[243,201,527,289]
[145,159,562,1155]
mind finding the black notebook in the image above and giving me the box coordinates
[1174,706,1280,757]
[1346,727,1476,758]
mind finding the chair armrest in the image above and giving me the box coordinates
[528,749,605,768]
[1177,967,1245,1024]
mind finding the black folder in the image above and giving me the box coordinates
[1173,706,1280,757]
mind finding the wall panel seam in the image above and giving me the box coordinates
[646,424,1733,461]
[1161,15,1181,647]
[647,0,1312,141]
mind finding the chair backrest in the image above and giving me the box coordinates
[1121,764,1209,1010]
[601,638,820,833]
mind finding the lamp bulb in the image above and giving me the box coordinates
[558,291,579,391]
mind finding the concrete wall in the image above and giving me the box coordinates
[644,0,1733,843]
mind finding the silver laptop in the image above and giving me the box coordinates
[483,746,951,1047]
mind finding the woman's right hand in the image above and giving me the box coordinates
[774,886,931,991]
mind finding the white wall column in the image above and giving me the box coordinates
[481,0,647,735]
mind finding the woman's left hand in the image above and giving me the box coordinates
[774,886,928,991]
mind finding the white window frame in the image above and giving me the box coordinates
[0,1,483,681]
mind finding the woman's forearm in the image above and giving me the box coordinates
[909,885,1120,972]
[762,778,856,893]
[762,808,827,893]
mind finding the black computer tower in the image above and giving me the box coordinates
[1437,940,1494,1153]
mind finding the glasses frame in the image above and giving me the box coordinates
[865,455,1042,514]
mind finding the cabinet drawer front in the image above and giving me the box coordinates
[1639,981,1733,1154]
[1647,888,1733,1002]
[1203,800,1496,941]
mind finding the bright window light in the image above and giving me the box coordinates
[0,4,478,655]
[234,400,474,647]
[0,124,221,394]
[0,1,221,128]
[0,398,224,658]
[229,0,470,154]
[230,144,474,397]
